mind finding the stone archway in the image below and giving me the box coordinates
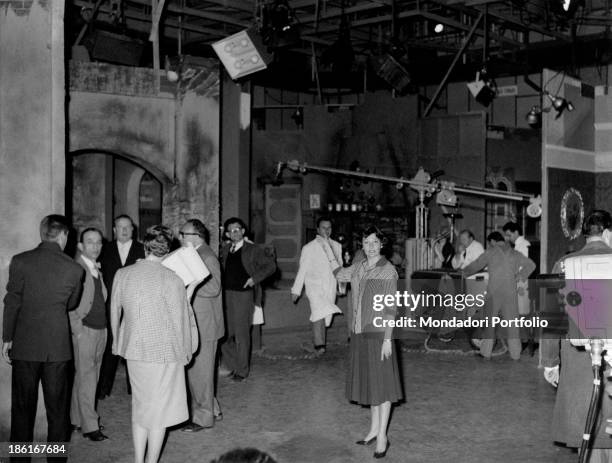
[68,149,173,241]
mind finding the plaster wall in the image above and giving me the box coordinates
[0,0,66,440]
[68,61,221,250]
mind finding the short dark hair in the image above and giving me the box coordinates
[143,225,173,257]
[583,210,612,236]
[487,231,505,243]
[361,225,389,247]
[210,448,276,463]
[223,217,247,232]
[316,216,332,228]
[114,214,134,226]
[502,222,522,235]
[459,229,475,240]
[185,219,210,244]
[80,227,103,243]
[40,215,70,241]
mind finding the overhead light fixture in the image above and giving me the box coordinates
[372,53,412,95]
[558,0,584,17]
[467,69,497,107]
[212,28,272,80]
[261,0,300,48]
[526,106,543,128]
[434,23,444,33]
[268,0,295,32]
[546,92,574,116]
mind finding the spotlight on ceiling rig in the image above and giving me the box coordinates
[526,106,543,128]
[546,92,575,117]
[212,28,273,80]
[467,69,497,107]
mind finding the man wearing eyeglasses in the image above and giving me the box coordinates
[219,217,276,382]
[178,219,224,432]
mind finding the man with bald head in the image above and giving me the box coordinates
[179,219,224,432]
[97,215,145,399]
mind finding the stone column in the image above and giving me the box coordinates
[221,72,252,229]
[0,0,66,439]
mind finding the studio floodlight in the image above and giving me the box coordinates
[467,70,497,107]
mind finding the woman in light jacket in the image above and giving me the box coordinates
[111,225,194,463]
[336,226,403,459]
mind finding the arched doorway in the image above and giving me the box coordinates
[68,150,164,241]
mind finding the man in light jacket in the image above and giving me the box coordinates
[291,217,343,356]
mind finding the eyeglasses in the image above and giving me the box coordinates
[227,229,243,234]
[179,232,199,238]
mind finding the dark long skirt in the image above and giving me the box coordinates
[346,334,403,406]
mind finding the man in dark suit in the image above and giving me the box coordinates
[220,217,276,382]
[97,214,145,399]
[179,219,224,432]
[2,215,84,453]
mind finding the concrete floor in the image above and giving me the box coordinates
[66,327,577,463]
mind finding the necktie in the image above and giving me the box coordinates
[230,244,236,253]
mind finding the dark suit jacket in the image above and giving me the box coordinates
[220,241,276,286]
[100,240,145,293]
[192,244,224,341]
[3,241,84,362]
[220,242,276,307]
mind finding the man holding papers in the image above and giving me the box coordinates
[178,219,224,432]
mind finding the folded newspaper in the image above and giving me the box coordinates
[162,246,210,286]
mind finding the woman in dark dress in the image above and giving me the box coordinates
[336,226,403,459]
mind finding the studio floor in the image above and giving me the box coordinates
[67,327,577,463]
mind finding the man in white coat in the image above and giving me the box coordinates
[291,217,343,356]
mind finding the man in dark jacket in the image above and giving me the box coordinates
[2,214,84,449]
[97,215,145,398]
[220,217,276,382]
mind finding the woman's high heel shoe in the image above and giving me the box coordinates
[373,441,390,459]
[355,437,376,446]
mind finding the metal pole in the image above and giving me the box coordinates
[423,12,484,117]
[280,160,532,202]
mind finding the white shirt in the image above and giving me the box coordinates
[117,240,133,266]
[514,235,530,258]
[452,240,485,270]
[81,254,100,279]
[230,239,244,253]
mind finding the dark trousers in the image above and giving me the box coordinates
[221,290,254,378]
[97,328,129,396]
[11,360,70,462]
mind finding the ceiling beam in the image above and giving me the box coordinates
[128,0,251,28]
[420,11,524,47]
[298,0,388,25]
[74,0,226,39]
[197,0,252,12]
